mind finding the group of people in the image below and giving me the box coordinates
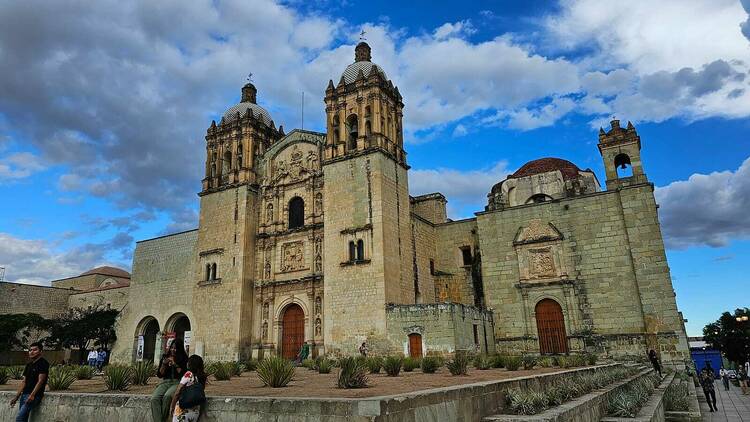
[698,361,750,413]
[86,347,108,371]
[8,339,207,422]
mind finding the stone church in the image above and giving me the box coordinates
[110,42,689,365]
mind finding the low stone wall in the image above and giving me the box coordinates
[601,373,672,422]
[0,365,617,422]
[483,366,653,422]
[664,375,701,422]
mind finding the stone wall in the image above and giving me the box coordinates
[68,286,129,312]
[433,218,478,306]
[476,184,688,363]
[410,193,447,224]
[50,274,100,291]
[410,214,437,303]
[0,282,72,319]
[110,230,197,364]
[386,303,495,356]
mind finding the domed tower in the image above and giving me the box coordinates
[192,83,282,361]
[322,42,414,354]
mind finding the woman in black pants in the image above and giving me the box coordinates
[700,367,718,412]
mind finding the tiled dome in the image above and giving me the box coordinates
[341,61,387,85]
[222,102,273,125]
[510,157,582,181]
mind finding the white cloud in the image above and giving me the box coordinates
[742,0,750,41]
[0,152,46,181]
[655,157,750,249]
[409,161,511,218]
[433,20,476,40]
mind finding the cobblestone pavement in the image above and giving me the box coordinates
[699,383,750,422]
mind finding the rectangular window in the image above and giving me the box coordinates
[460,246,472,266]
[473,324,479,346]
[429,259,435,276]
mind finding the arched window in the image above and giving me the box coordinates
[288,197,304,229]
[614,153,633,178]
[211,263,217,280]
[348,241,356,261]
[365,106,371,117]
[356,239,364,261]
[526,194,554,204]
[365,120,372,136]
[222,150,232,184]
[347,114,358,150]
[205,264,211,281]
[332,116,340,144]
[236,143,243,168]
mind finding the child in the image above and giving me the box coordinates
[169,355,207,422]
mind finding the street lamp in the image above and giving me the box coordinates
[736,315,749,322]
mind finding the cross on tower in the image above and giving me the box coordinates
[246,73,253,83]
[359,30,367,41]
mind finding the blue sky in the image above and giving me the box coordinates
[1,0,749,336]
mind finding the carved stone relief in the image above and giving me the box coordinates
[529,248,556,278]
[315,318,321,336]
[314,192,323,214]
[261,321,268,340]
[280,241,305,272]
[266,203,273,223]
[315,296,322,315]
[263,302,269,319]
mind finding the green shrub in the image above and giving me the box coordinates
[507,389,549,415]
[365,357,383,374]
[490,354,505,368]
[8,366,24,380]
[301,358,316,370]
[213,361,234,381]
[73,365,95,380]
[586,353,598,365]
[244,359,258,372]
[337,357,368,388]
[0,367,8,385]
[383,356,403,377]
[505,356,522,371]
[104,364,133,391]
[256,356,295,388]
[420,356,441,374]
[473,355,491,370]
[403,357,420,372]
[447,352,470,375]
[48,366,77,391]
[537,357,554,368]
[231,361,245,376]
[521,354,537,370]
[131,361,155,385]
[317,359,333,374]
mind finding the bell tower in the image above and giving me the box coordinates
[322,42,414,354]
[598,119,648,190]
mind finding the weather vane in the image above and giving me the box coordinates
[359,30,367,41]
[246,73,253,83]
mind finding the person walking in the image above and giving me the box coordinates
[9,342,49,422]
[151,339,188,422]
[647,349,662,377]
[719,367,730,391]
[87,348,98,367]
[169,355,207,422]
[739,366,749,395]
[700,366,718,412]
[96,348,107,371]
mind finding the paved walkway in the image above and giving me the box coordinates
[699,383,750,422]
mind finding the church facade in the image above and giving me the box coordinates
[110,43,689,365]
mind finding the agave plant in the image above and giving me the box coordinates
[131,361,156,385]
[0,367,8,385]
[301,358,316,370]
[504,356,522,371]
[317,358,333,374]
[383,356,403,377]
[212,361,234,381]
[537,357,554,368]
[446,352,470,375]
[664,381,690,411]
[48,366,77,391]
[473,355,491,370]
[8,366,24,380]
[256,356,295,388]
[231,361,245,376]
[490,354,505,368]
[365,357,383,374]
[420,356,441,374]
[244,359,258,372]
[73,365,95,380]
[402,357,420,372]
[521,354,537,370]
[337,357,368,388]
[104,365,133,391]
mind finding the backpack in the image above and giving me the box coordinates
[179,381,206,409]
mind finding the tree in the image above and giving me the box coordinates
[0,313,47,352]
[703,307,750,365]
[45,307,119,360]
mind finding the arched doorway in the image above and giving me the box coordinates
[137,317,160,363]
[166,313,192,354]
[536,299,568,354]
[408,333,423,358]
[281,304,305,359]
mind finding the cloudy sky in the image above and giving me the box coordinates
[1,0,749,335]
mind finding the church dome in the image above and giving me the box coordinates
[222,83,273,125]
[510,157,583,181]
[339,42,388,84]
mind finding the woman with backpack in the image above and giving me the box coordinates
[169,355,207,422]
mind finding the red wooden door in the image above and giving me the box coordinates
[408,333,423,358]
[282,304,305,359]
[536,299,569,354]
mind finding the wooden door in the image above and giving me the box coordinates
[282,304,305,359]
[536,299,568,354]
[408,333,423,358]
